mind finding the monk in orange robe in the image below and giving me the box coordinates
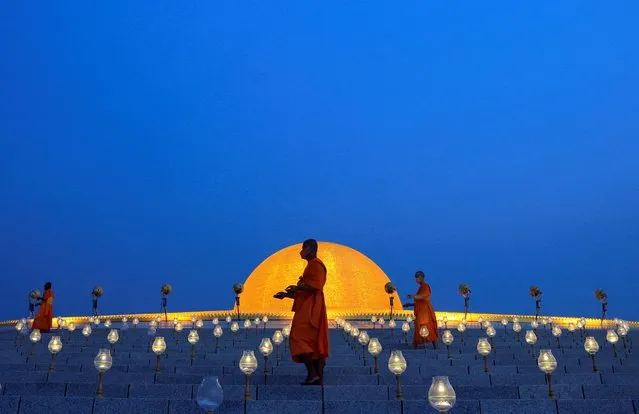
[274,239,329,385]
[408,271,438,349]
[32,282,54,333]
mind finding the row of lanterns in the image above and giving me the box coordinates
[335,315,631,402]
[77,324,291,398]
[337,317,456,410]
[234,335,456,412]
[16,314,632,407]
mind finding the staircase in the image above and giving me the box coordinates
[0,321,637,413]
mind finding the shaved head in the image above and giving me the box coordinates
[300,238,318,261]
[302,239,318,253]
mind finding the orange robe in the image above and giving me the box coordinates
[413,282,438,346]
[32,289,54,333]
[290,258,330,362]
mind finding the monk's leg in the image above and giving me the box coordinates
[313,358,325,385]
[298,353,319,383]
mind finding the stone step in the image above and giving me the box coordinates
[0,329,636,413]
[0,395,637,413]
[2,380,639,399]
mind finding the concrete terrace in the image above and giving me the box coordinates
[0,320,637,413]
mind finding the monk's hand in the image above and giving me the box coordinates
[274,292,287,300]
[285,285,298,294]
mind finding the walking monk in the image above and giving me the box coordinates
[407,271,438,349]
[32,282,54,333]
[274,239,329,385]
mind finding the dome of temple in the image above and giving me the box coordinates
[235,241,403,315]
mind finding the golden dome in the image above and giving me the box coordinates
[235,241,403,316]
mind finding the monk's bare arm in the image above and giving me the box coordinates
[284,284,317,296]
[408,290,430,301]
[295,284,318,292]
[274,291,295,300]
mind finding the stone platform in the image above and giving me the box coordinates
[0,322,637,413]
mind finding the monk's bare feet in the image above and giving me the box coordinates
[301,376,321,385]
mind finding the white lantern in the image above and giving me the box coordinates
[428,376,456,412]
[187,330,200,344]
[29,329,41,343]
[387,350,407,375]
[419,326,430,338]
[48,336,63,354]
[259,338,273,357]
[537,349,557,374]
[442,330,454,345]
[239,350,258,375]
[107,329,119,344]
[584,337,599,355]
[358,331,370,345]
[152,337,167,355]
[368,338,382,356]
[477,338,491,356]
[94,348,112,372]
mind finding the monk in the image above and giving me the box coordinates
[274,239,329,385]
[407,271,438,349]
[32,282,54,333]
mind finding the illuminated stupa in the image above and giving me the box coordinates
[235,241,403,316]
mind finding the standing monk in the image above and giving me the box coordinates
[32,282,54,333]
[408,271,438,349]
[274,239,329,385]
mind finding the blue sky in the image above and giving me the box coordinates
[1,1,638,321]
